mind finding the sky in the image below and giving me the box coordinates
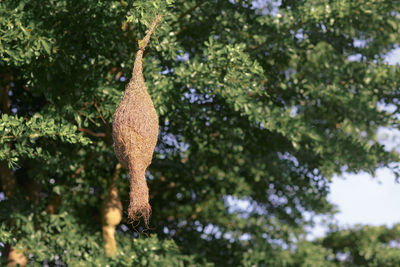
[313,48,400,236]
[330,169,400,226]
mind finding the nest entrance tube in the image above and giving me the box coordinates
[112,15,162,225]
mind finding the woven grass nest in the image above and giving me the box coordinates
[112,15,162,225]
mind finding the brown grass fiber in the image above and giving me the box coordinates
[112,15,162,225]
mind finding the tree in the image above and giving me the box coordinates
[1,0,400,265]
[320,224,400,266]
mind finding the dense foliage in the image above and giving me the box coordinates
[1,0,400,265]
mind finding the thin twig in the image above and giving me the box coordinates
[71,166,85,179]
[78,111,97,125]
[94,102,108,126]
[78,127,106,137]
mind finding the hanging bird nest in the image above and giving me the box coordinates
[112,15,162,225]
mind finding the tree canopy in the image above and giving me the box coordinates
[1,0,400,266]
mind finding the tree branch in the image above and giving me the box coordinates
[78,127,106,137]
